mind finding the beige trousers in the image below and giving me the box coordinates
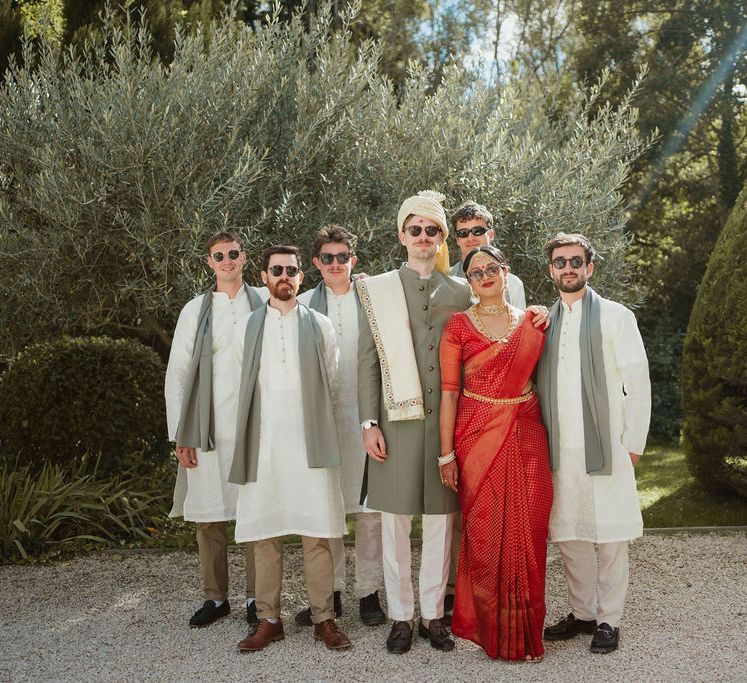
[329,512,383,598]
[558,540,629,628]
[196,522,255,602]
[254,536,335,623]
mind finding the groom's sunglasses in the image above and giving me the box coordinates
[404,225,442,238]
[318,252,352,265]
[211,249,241,262]
[268,265,300,277]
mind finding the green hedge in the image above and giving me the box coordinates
[682,185,747,497]
[0,336,168,474]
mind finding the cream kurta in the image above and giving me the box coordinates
[165,287,268,522]
[298,286,367,514]
[549,297,651,543]
[233,304,346,543]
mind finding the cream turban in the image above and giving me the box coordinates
[397,190,451,274]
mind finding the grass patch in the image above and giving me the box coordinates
[638,443,747,527]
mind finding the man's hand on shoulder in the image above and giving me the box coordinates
[176,445,198,468]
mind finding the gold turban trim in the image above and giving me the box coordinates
[397,190,451,274]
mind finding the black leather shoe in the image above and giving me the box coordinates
[359,591,386,626]
[442,593,454,627]
[386,620,413,654]
[543,613,597,641]
[590,623,619,653]
[294,591,343,626]
[418,618,455,652]
[246,601,259,626]
[189,600,230,628]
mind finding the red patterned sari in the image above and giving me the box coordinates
[440,310,552,661]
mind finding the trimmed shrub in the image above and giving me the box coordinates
[682,184,747,497]
[0,336,168,474]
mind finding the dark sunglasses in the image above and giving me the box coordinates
[551,256,586,269]
[318,252,352,265]
[466,263,504,282]
[455,226,489,239]
[268,265,300,277]
[404,225,441,238]
[211,249,241,262]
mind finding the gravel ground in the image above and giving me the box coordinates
[1,531,745,682]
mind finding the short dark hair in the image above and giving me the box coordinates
[450,201,493,231]
[462,246,508,274]
[543,232,596,263]
[206,230,244,253]
[312,224,358,257]
[262,244,302,272]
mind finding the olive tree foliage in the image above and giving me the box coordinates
[0,3,649,357]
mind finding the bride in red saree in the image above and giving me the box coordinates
[439,246,552,662]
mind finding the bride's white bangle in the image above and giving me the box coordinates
[438,451,456,466]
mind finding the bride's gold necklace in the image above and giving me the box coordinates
[469,302,516,346]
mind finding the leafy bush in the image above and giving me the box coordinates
[0,458,170,562]
[0,5,649,357]
[0,336,168,474]
[682,184,747,497]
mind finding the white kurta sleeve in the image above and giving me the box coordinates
[164,298,201,442]
[613,306,651,456]
[508,273,527,310]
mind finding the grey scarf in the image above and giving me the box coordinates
[537,287,612,475]
[228,303,341,484]
[307,278,358,315]
[175,283,263,450]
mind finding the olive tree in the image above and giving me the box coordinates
[0,3,649,357]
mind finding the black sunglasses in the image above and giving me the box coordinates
[318,252,352,265]
[551,256,586,269]
[466,263,504,282]
[268,265,300,277]
[211,249,241,262]
[404,225,441,238]
[455,226,489,239]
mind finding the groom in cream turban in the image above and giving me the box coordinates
[356,191,472,654]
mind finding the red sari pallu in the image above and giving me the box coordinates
[440,310,553,661]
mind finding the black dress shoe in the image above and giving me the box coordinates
[386,620,414,654]
[590,623,619,653]
[359,591,387,626]
[294,591,343,626]
[442,593,454,627]
[189,600,230,628]
[246,601,259,626]
[418,618,455,652]
[543,613,597,641]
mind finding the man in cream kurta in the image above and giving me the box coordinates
[165,231,268,628]
[358,191,472,655]
[296,224,385,627]
[536,233,651,655]
[231,245,351,653]
[449,200,526,309]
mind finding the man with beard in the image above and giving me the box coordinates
[357,191,472,654]
[165,230,268,629]
[449,200,526,309]
[296,225,386,627]
[229,245,351,652]
[536,233,651,654]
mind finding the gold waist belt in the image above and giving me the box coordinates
[462,387,534,406]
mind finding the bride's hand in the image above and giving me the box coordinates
[439,460,459,492]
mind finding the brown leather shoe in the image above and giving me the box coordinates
[238,619,285,652]
[313,619,352,650]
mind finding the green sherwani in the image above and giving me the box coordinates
[358,264,472,515]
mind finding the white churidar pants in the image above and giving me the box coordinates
[330,512,383,598]
[558,540,629,628]
[380,512,454,621]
